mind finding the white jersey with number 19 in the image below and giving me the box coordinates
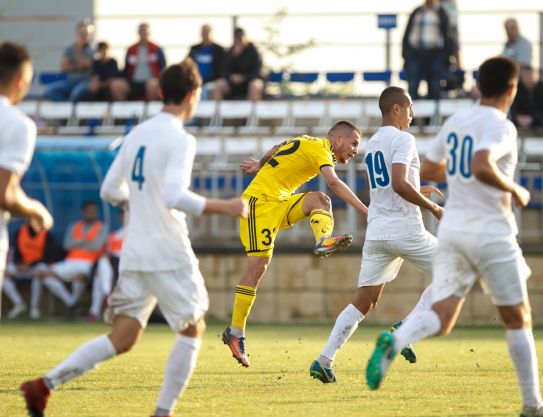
[101,112,201,272]
[425,104,518,237]
[364,126,425,240]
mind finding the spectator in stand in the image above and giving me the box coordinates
[503,18,532,67]
[110,23,166,101]
[43,19,94,102]
[88,41,120,101]
[188,24,225,100]
[87,210,125,322]
[2,221,58,319]
[402,0,454,100]
[510,65,543,129]
[33,201,107,318]
[213,27,263,101]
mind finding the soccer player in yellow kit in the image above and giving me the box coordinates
[223,120,369,367]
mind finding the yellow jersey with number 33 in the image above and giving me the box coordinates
[244,135,336,201]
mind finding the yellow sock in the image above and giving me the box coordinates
[309,209,334,243]
[231,285,257,332]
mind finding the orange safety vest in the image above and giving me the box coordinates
[66,220,104,263]
[16,223,47,265]
[106,230,123,257]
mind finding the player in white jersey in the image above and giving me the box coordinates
[0,42,53,319]
[21,59,248,417]
[366,57,543,417]
[310,86,443,383]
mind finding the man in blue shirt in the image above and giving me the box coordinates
[188,24,224,99]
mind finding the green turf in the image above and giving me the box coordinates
[1,321,541,416]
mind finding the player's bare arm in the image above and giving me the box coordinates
[391,163,443,221]
[320,165,368,217]
[472,150,530,207]
[0,167,53,232]
[240,144,281,174]
[420,158,447,182]
[204,198,248,218]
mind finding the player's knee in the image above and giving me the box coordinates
[310,192,331,211]
[111,337,137,354]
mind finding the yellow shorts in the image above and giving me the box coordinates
[240,193,308,257]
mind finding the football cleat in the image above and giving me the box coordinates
[314,234,353,258]
[520,405,543,417]
[222,327,250,367]
[366,331,397,390]
[20,378,51,417]
[390,321,417,364]
[309,360,337,383]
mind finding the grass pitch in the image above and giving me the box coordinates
[1,321,541,417]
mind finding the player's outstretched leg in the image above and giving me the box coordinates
[390,320,417,364]
[222,327,250,367]
[309,359,337,383]
[366,331,398,390]
[20,378,51,417]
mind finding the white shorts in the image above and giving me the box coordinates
[51,259,94,282]
[431,230,531,306]
[105,267,209,333]
[358,231,437,287]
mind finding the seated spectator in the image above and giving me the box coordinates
[110,23,166,101]
[2,222,58,319]
[213,27,263,101]
[43,19,94,102]
[86,210,125,322]
[503,18,532,67]
[34,201,107,318]
[510,65,543,129]
[88,41,120,101]
[188,24,224,100]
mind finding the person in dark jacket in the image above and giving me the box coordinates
[510,65,543,129]
[188,25,224,85]
[212,27,263,101]
[402,0,454,99]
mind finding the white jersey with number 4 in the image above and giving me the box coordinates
[101,112,201,272]
[364,126,424,240]
[0,96,36,271]
[425,104,518,237]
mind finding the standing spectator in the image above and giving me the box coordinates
[503,18,532,67]
[510,65,543,129]
[110,23,166,101]
[402,0,454,100]
[213,28,263,101]
[43,19,94,102]
[34,201,107,318]
[88,41,120,101]
[188,24,224,99]
[2,221,59,319]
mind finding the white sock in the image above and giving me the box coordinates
[89,277,104,316]
[97,257,113,294]
[320,304,364,367]
[506,328,543,409]
[43,277,73,306]
[30,279,43,310]
[393,309,441,353]
[402,284,433,325]
[3,278,23,305]
[155,335,202,414]
[71,280,86,305]
[45,334,117,388]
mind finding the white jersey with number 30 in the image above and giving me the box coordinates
[425,105,518,237]
[101,112,202,272]
[365,126,425,240]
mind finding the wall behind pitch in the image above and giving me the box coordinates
[200,254,543,326]
[0,0,93,74]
